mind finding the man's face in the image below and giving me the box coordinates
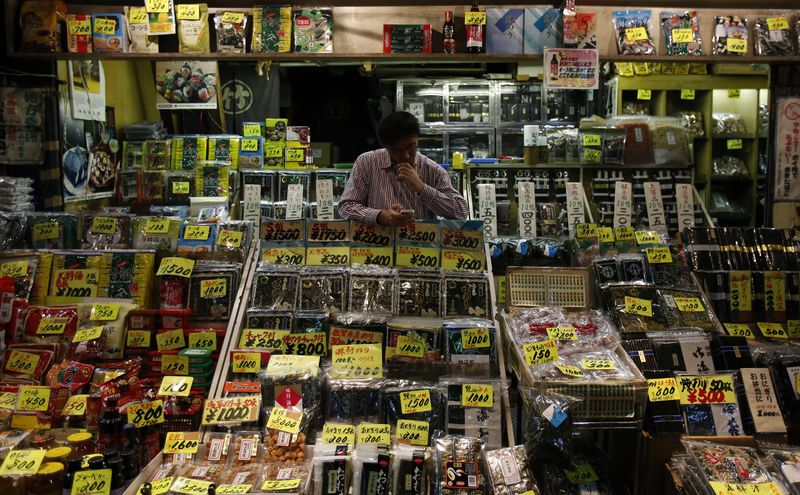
[385,136,418,165]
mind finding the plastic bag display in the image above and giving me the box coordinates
[251,264,300,310]
[187,261,241,321]
[215,220,252,261]
[383,382,445,434]
[443,272,490,318]
[348,265,396,314]
[76,302,137,360]
[392,444,430,495]
[300,267,347,312]
[602,284,668,332]
[443,319,498,375]
[713,156,750,178]
[325,378,382,424]
[177,4,210,53]
[386,317,443,364]
[713,113,748,137]
[263,407,308,463]
[256,461,313,494]
[612,10,656,55]
[131,216,180,251]
[674,111,705,139]
[485,445,541,495]
[518,390,579,462]
[0,214,27,250]
[352,445,392,495]
[613,117,653,164]
[313,443,352,495]
[27,212,79,249]
[440,378,503,450]
[661,11,702,55]
[650,118,691,165]
[713,16,749,55]
[245,308,294,330]
[260,366,322,414]
[329,311,387,347]
[215,11,248,53]
[82,212,133,249]
[433,434,488,494]
[683,440,772,484]
[505,307,621,356]
[753,17,796,55]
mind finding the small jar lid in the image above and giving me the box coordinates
[67,432,93,443]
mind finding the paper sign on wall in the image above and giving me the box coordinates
[613,181,632,230]
[477,184,497,237]
[517,182,537,238]
[644,181,667,235]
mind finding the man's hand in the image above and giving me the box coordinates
[377,204,415,226]
[397,162,424,193]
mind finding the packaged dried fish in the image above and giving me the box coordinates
[612,10,656,55]
[682,439,771,484]
[263,407,308,463]
[433,434,487,494]
[485,445,541,495]
[215,11,248,53]
[661,11,702,55]
[713,16,749,55]
[215,220,252,261]
[505,307,620,356]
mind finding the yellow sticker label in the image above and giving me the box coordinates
[91,216,118,234]
[598,227,614,243]
[788,320,800,339]
[396,245,440,269]
[615,226,635,242]
[396,335,425,358]
[565,464,600,485]
[725,323,754,339]
[201,396,261,425]
[758,322,787,339]
[397,222,439,244]
[172,181,190,194]
[239,329,288,350]
[635,230,659,245]
[322,424,356,445]
[400,390,432,414]
[728,89,741,98]
[221,11,245,23]
[69,18,91,35]
[72,468,112,495]
[681,89,695,100]
[625,296,653,317]
[727,38,747,53]
[637,89,652,100]
[465,11,487,25]
[557,365,583,378]
[175,4,199,20]
[93,18,117,35]
[350,247,393,267]
[0,450,46,476]
[767,17,790,31]
[357,424,391,446]
[709,482,782,495]
[331,344,383,379]
[461,384,493,408]
[305,246,350,266]
[183,225,211,241]
[199,278,227,299]
[1,261,28,277]
[157,257,195,278]
[145,218,171,235]
[626,27,648,41]
[523,340,558,366]
[266,408,302,434]
[17,386,50,412]
[285,148,305,162]
[727,139,743,150]
[145,0,169,13]
[33,222,60,240]
[188,331,216,350]
[90,303,119,321]
[156,329,185,351]
[616,62,634,77]
[461,328,491,349]
[240,139,259,152]
[73,326,104,343]
[547,326,577,341]
[127,330,151,348]
[282,332,327,356]
[129,7,148,24]
[142,478,173,495]
[0,392,17,409]
[729,271,752,312]
[216,486,252,495]
[266,355,319,373]
[164,432,200,455]
[582,134,601,147]
[765,274,787,312]
[5,351,40,374]
[158,376,194,396]
[261,247,305,265]
[397,419,429,446]
[37,317,68,335]
[261,480,301,492]
[242,124,262,136]
[582,148,601,163]
[127,400,164,428]
[171,478,212,495]
[217,230,243,248]
[581,358,616,370]
[232,352,261,373]
[674,297,704,312]
[576,223,597,239]
[10,415,42,430]
[672,28,694,43]
[646,246,673,264]
[162,355,189,375]
[678,374,736,405]
[648,378,680,402]
[441,250,485,271]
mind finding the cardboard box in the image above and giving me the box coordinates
[523,8,562,54]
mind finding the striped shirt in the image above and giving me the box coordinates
[339,149,469,224]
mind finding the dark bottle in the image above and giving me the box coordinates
[443,11,456,53]
[62,459,83,495]
[550,53,559,80]
[97,398,122,455]
[208,484,216,495]
[466,0,485,53]
[106,456,126,495]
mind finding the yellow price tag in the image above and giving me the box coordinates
[583,148,601,163]
[221,11,245,23]
[172,181,190,194]
[158,376,194,396]
[728,89,741,98]
[679,374,737,405]
[637,89,652,100]
[788,320,800,339]
[441,250,485,271]
[156,257,195,278]
[727,139,743,150]
[648,378,680,402]
[767,17,789,31]
[188,331,216,350]
[17,386,50,412]
[285,148,305,162]
[729,271,752,311]
[242,124,262,136]
[400,390,432,414]
[162,355,189,376]
[93,18,117,35]
[171,478,212,495]
[69,18,91,35]
[156,329,185,351]
[672,28,693,43]
[240,139,259,152]
[709,482,782,495]
[465,11,487,25]
[598,227,614,243]
[331,344,383,379]
[395,335,425,358]
[176,4,199,20]
[616,62,634,77]
[239,329,288,350]
[396,419,429,446]
[725,323,754,339]
[145,218,171,235]
[127,330,151,348]
[261,481,301,492]
[758,322,787,339]
[357,424,391,446]
[350,247,393,267]
[625,296,653,317]
[675,297,704,312]
[461,384,493,408]
[522,340,558,366]
[635,230,659,244]
[547,327,577,341]
[282,332,327,356]
[266,408,302,434]
[62,395,88,416]
[33,222,60,240]
[557,365,583,378]
[565,464,600,485]
[582,134,601,147]
[0,392,18,409]
[461,328,491,349]
[576,223,597,238]
[37,317,68,335]
[142,478,173,495]
[680,89,695,100]
[232,352,261,373]
[266,355,319,374]
[90,303,119,321]
[216,486,251,495]
[581,358,616,370]
[73,326,104,343]
[127,400,164,428]
[322,423,356,445]
[0,450,46,476]
[145,0,169,13]
[199,278,227,299]
[183,225,210,241]
[1,261,28,277]
[5,351,40,374]
[646,247,673,264]
[217,230,243,248]
[615,226,635,242]
[129,7,148,24]
[626,27,648,41]
[91,216,117,234]
[164,432,200,454]
[726,38,747,53]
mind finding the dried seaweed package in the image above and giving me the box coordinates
[299,266,347,312]
[260,364,322,412]
[441,379,502,450]
[245,308,294,329]
[99,251,156,307]
[677,374,744,437]
[386,317,443,364]
[325,378,382,424]
[131,216,180,251]
[754,16,796,56]
[713,16,749,55]
[383,382,445,433]
[177,223,216,256]
[195,161,230,197]
[612,10,656,55]
[177,4,210,53]
[141,170,165,201]
[165,171,195,204]
[658,289,717,331]
[215,11,248,53]
[82,212,133,249]
[241,170,276,201]
[187,261,241,321]
[661,11,702,56]
[144,140,171,169]
[443,319,498,376]
[443,271,490,319]
[27,212,79,249]
[171,136,208,170]
[0,214,27,250]
[215,220,251,261]
[348,265,396,314]
[313,444,352,495]
[352,445,392,495]
[116,169,141,202]
[396,269,442,317]
[485,445,540,495]
[251,263,300,310]
[433,434,488,494]
[392,444,430,495]
[601,284,668,332]
[293,8,334,53]
[252,6,292,53]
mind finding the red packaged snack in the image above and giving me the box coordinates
[1,298,29,344]
[160,309,191,329]
[91,358,143,408]
[128,310,159,330]
[46,360,95,393]
[2,345,55,382]
[24,306,79,360]
[0,277,15,325]
[66,325,107,362]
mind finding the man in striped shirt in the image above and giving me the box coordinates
[339,111,469,226]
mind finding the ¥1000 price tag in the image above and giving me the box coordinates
[557,365,583,378]
[199,279,227,299]
[232,352,261,373]
[461,328,490,349]
[523,340,558,366]
[37,317,68,335]
[461,384,493,408]
[202,396,261,425]
[396,335,425,358]
[91,216,117,234]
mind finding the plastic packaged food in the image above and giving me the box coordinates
[178,4,210,53]
[712,113,747,137]
[215,11,248,53]
[187,261,241,321]
[753,16,795,56]
[229,431,263,468]
[348,265,396,314]
[612,10,656,55]
[485,445,541,495]
[674,111,705,139]
[505,307,621,356]
[443,319,499,375]
[352,445,392,495]
[713,16,749,55]
[433,434,487,494]
[299,267,347,312]
[313,444,352,495]
[19,0,67,52]
[82,212,133,249]
[650,118,691,165]
[440,378,503,450]
[683,440,772,484]
[386,317,443,364]
[27,212,79,249]
[443,272,490,319]
[383,382,445,434]
[251,264,300,310]
[125,6,158,53]
[661,11,702,55]
[256,461,312,494]
[713,156,750,178]
[325,378,382,424]
[395,269,442,317]
[391,444,430,495]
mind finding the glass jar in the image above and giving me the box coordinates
[27,462,65,495]
[30,431,56,450]
[0,474,24,495]
[66,432,95,461]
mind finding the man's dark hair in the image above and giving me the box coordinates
[376,111,420,146]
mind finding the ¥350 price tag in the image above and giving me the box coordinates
[156,329,185,351]
[127,330,151,348]
[159,376,194,396]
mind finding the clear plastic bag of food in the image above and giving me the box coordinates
[202,432,234,466]
[443,318,499,376]
[439,378,503,450]
[392,443,430,495]
[505,307,621,356]
[442,271,490,319]
[682,439,772,484]
[131,216,180,251]
[263,406,311,463]
[82,212,133,249]
[485,445,541,495]
[383,382,445,434]
[325,377,383,424]
[713,16,749,55]
[674,111,705,139]
[299,266,347,312]
[352,444,393,495]
[395,269,443,317]
[256,461,313,494]
[657,288,718,332]
[713,113,747,136]
[259,366,322,413]
[228,431,264,469]
[251,263,300,310]
[215,11,248,53]
[215,220,252,261]
[650,118,691,165]
[517,389,580,463]
[601,284,669,333]
[661,11,702,55]
[612,10,656,55]
[348,265,396,314]
[433,433,488,494]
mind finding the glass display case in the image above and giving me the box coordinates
[398,80,445,124]
[544,89,599,122]
[496,125,524,158]
[447,81,491,124]
[448,128,494,160]
[497,81,542,123]
[419,127,446,165]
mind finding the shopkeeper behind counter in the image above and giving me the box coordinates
[339,111,469,226]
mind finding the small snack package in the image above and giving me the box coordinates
[125,6,158,53]
[177,4,210,53]
[661,11,702,56]
[612,10,656,55]
[433,434,488,494]
[215,11,248,53]
[92,13,128,53]
[712,16,749,55]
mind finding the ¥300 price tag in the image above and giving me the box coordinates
[523,340,558,366]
